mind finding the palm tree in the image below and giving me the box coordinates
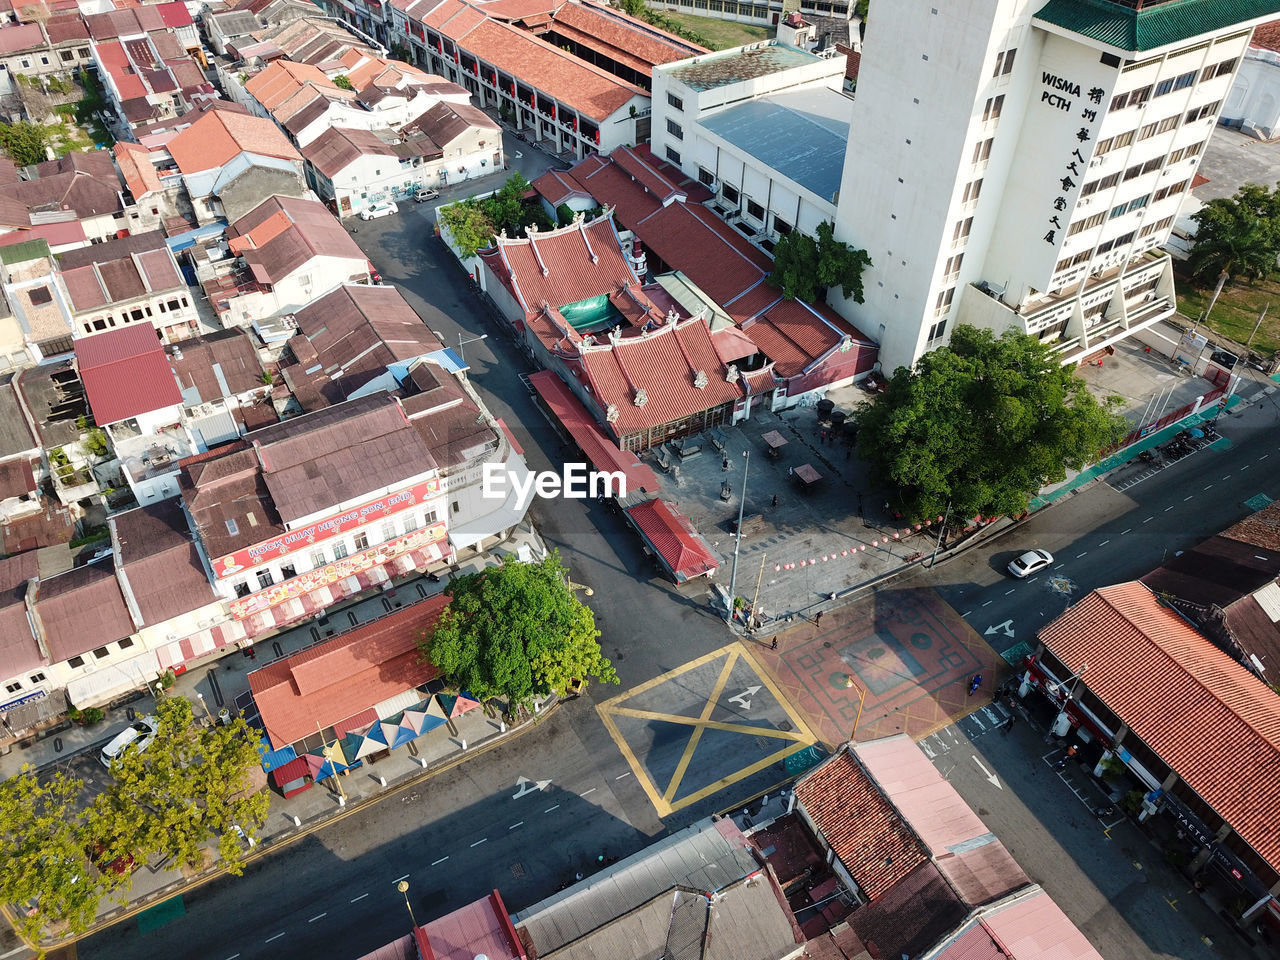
[1187,185,1280,323]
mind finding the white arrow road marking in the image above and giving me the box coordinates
[513,776,552,799]
[984,620,1014,638]
[728,685,762,710]
[972,755,1002,790]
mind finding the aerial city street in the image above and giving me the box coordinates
[0,1,1279,959]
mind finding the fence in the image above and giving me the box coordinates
[1100,371,1227,458]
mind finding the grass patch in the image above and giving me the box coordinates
[1176,268,1280,354]
[658,10,770,49]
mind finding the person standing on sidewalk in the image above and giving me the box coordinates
[814,611,824,627]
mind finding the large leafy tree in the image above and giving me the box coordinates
[420,552,618,706]
[88,697,269,875]
[439,173,551,257]
[1188,182,1280,323]
[857,326,1126,523]
[0,766,100,943]
[769,221,872,304]
[0,120,50,166]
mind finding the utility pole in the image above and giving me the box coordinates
[749,553,767,629]
[927,500,952,568]
[1246,302,1270,349]
[727,449,750,619]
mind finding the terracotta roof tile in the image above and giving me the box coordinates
[1252,19,1280,51]
[1038,582,1280,873]
[167,105,301,174]
[625,499,717,581]
[794,749,927,900]
[546,1,706,77]
[114,141,164,200]
[249,594,445,747]
[226,195,365,284]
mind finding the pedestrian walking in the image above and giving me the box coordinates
[771,493,779,508]
[814,611,824,627]
[770,638,778,650]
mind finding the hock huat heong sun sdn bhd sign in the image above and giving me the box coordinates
[482,462,626,509]
[213,478,442,578]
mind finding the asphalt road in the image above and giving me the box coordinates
[919,391,1280,661]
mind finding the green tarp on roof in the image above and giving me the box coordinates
[1035,0,1280,54]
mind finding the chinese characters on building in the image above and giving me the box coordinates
[1039,73,1106,246]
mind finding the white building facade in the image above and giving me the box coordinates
[831,0,1275,373]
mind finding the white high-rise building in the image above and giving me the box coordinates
[831,0,1278,372]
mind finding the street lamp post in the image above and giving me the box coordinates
[926,500,952,568]
[457,332,488,363]
[195,692,215,725]
[728,449,750,619]
[396,879,417,928]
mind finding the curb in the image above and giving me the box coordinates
[29,699,560,951]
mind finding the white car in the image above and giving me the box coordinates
[359,201,399,221]
[99,716,158,768]
[1007,549,1053,578]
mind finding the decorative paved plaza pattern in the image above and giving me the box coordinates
[596,644,818,817]
[754,588,1001,747]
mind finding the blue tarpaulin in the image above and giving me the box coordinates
[258,740,297,774]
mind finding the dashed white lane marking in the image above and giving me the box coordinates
[1184,495,1194,501]
[1164,505,1175,512]
[1098,540,1109,546]
[579,788,596,797]
[350,894,369,903]
[1261,454,1270,461]
[431,856,449,866]
[393,874,409,884]
[1222,475,1232,480]
[982,600,993,606]
[615,772,631,780]
[1203,485,1213,491]
[1143,517,1154,523]
[960,610,971,617]
[1077,552,1087,558]
[264,933,286,944]
[470,838,488,847]
[509,821,523,830]
[1241,465,1250,471]
[308,914,326,923]
[544,804,560,813]
[1005,588,1015,595]
[1120,528,1131,535]
[223,955,241,960]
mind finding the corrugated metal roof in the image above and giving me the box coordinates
[1038,582,1280,871]
[513,818,759,956]
[1034,0,1280,54]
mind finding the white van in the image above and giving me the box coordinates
[99,716,158,768]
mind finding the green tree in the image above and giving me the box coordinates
[333,74,354,90]
[768,221,872,304]
[439,173,553,257]
[88,697,269,875]
[420,552,618,706]
[440,198,498,257]
[857,325,1126,522]
[1188,182,1280,322]
[0,766,99,943]
[0,120,50,166]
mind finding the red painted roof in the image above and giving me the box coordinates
[570,316,744,434]
[75,324,183,426]
[157,0,193,28]
[528,369,659,494]
[249,594,446,749]
[941,890,1104,960]
[1252,20,1280,51]
[96,38,148,101]
[625,499,717,581]
[1038,582,1280,873]
[546,1,705,76]
[794,748,927,900]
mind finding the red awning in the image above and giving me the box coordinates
[625,499,718,583]
[529,370,660,494]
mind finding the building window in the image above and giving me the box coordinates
[381,520,397,542]
[167,299,181,311]
[256,570,274,589]
[233,582,251,598]
[29,672,45,684]
[424,509,438,525]
[722,183,740,204]
[93,646,110,660]
[1186,100,1221,123]
[746,199,765,221]
[1067,211,1107,236]
[1154,77,1174,97]
[927,319,947,342]
[665,146,681,164]
[666,119,683,140]
[971,138,993,164]
[402,514,420,534]
[68,656,85,668]
[281,564,297,580]
[992,48,1016,77]
[1126,85,1152,108]
[667,92,683,110]
[60,50,74,62]
[952,217,973,244]
[962,179,983,203]
[353,532,369,551]
[118,637,134,650]
[773,215,792,236]
[311,549,327,568]
[1109,202,1128,220]
[5,682,20,693]
[1172,70,1196,91]
[934,286,955,316]
[943,252,964,279]
[981,95,1004,122]
[333,542,349,560]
